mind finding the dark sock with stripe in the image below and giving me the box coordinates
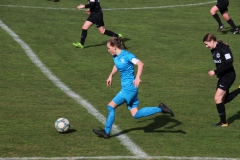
[80,29,87,45]
[104,30,118,37]
[216,102,226,123]
[212,13,222,26]
[227,18,238,30]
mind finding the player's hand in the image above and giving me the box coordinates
[77,4,85,10]
[133,78,141,88]
[208,70,215,76]
[86,9,90,15]
[106,76,112,87]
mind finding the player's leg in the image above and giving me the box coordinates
[214,88,228,126]
[224,86,240,104]
[92,91,125,139]
[223,73,239,103]
[210,5,224,31]
[131,104,174,119]
[222,11,239,34]
[128,93,174,119]
[73,14,93,48]
[97,26,121,37]
[95,12,121,37]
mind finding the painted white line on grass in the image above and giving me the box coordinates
[0,1,216,11]
[0,19,148,158]
[1,156,240,160]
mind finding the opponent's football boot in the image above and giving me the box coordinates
[118,34,122,38]
[73,42,84,48]
[233,28,239,35]
[217,24,224,32]
[214,122,228,127]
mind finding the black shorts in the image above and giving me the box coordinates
[216,0,229,14]
[217,72,236,91]
[87,11,104,28]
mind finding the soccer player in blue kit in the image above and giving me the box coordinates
[92,37,174,139]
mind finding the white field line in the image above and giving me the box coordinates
[1,156,240,160]
[0,1,216,11]
[0,19,148,158]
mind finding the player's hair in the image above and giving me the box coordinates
[107,37,128,49]
[203,33,230,47]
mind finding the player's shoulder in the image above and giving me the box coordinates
[122,50,134,56]
[218,42,228,48]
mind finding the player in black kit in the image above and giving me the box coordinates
[203,33,240,127]
[73,0,122,48]
[210,0,239,34]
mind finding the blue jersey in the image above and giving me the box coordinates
[113,50,137,91]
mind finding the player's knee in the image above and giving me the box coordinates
[214,97,222,104]
[210,7,217,15]
[133,112,140,119]
[222,14,230,21]
[99,30,105,35]
[107,105,115,113]
[210,10,215,15]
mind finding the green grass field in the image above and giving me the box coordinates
[1,0,240,159]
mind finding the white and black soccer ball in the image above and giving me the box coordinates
[55,118,70,133]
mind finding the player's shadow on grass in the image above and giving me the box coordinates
[84,38,131,49]
[227,111,240,124]
[111,115,186,138]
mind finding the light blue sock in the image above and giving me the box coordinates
[134,107,161,119]
[104,105,115,134]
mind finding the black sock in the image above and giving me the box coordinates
[225,88,240,104]
[227,19,238,30]
[216,102,226,123]
[80,29,87,45]
[213,13,222,26]
[104,30,118,37]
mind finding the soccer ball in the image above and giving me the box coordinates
[55,118,70,133]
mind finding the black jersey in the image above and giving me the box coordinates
[217,0,228,3]
[211,42,235,77]
[85,0,101,12]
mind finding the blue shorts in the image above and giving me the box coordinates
[112,89,139,110]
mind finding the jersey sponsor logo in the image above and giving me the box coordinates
[219,84,225,87]
[90,0,95,2]
[213,60,221,63]
[225,53,231,60]
[121,59,125,63]
[216,53,220,58]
